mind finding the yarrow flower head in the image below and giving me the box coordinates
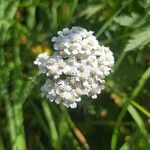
[34,27,114,108]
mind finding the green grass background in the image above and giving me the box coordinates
[0,0,150,150]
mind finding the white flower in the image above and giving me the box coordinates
[34,27,114,108]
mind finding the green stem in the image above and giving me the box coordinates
[42,101,59,150]
[0,135,4,150]
[3,83,26,150]
[111,67,150,150]
[113,51,127,72]
[131,67,150,99]
[5,99,17,149]
[60,106,90,150]
[127,105,147,133]
[11,29,26,150]
[12,103,26,150]
[111,97,130,150]
[131,101,150,118]
[0,48,17,149]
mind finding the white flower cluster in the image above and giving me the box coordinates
[34,27,114,108]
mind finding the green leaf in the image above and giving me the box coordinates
[5,1,19,20]
[78,4,103,19]
[115,13,140,27]
[0,1,9,19]
[124,26,150,51]
[138,0,150,9]
[119,143,130,150]
[27,6,36,29]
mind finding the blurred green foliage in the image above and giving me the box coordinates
[0,0,150,150]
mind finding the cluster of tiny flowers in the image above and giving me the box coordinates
[34,27,114,108]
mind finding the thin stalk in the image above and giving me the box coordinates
[51,1,60,30]
[0,48,17,149]
[12,103,26,150]
[30,101,50,137]
[131,101,150,118]
[11,32,26,149]
[111,97,130,150]
[61,106,90,150]
[113,51,127,73]
[0,135,4,150]
[5,98,17,149]
[111,67,150,150]
[42,101,59,150]
[127,105,147,133]
[131,67,150,99]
